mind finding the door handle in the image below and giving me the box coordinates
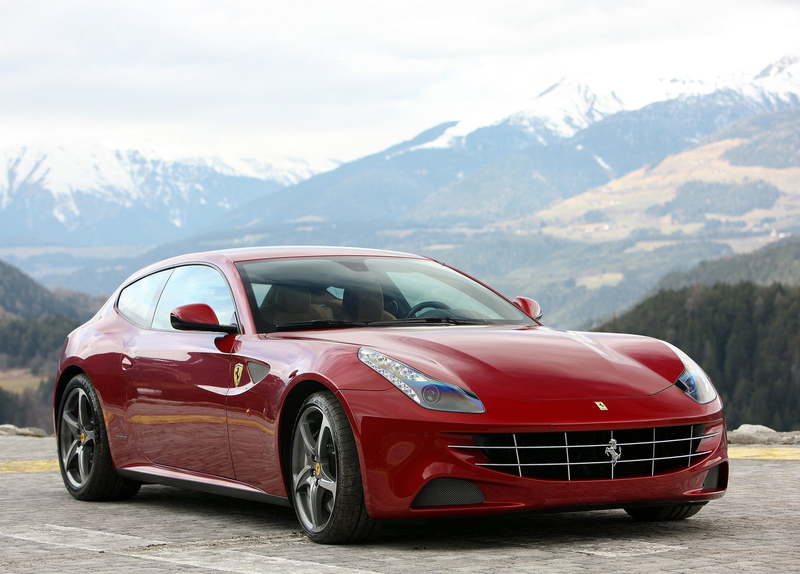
[121,356,133,370]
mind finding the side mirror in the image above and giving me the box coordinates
[170,303,239,334]
[512,296,543,321]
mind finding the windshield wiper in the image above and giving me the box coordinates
[367,317,490,326]
[275,319,367,331]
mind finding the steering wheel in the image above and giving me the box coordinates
[407,300,451,317]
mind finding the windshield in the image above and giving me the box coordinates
[235,256,535,333]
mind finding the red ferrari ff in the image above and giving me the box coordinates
[54,246,727,543]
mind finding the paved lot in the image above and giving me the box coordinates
[1,437,799,573]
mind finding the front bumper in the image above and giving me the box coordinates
[338,385,728,519]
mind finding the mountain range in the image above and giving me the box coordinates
[0,147,337,246]
[216,57,800,230]
[2,55,800,328]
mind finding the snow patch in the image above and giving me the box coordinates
[404,117,491,153]
[592,154,613,172]
[181,156,338,186]
[507,79,626,138]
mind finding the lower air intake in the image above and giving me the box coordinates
[411,478,485,508]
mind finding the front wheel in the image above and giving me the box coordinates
[57,374,140,501]
[290,391,379,544]
[625,503,706,521]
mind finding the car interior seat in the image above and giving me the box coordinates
[339,281,396,322]
[260,285,333,325]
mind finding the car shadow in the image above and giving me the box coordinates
[381,509,712,550]
[123,484,714,549]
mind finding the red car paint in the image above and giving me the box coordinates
[54,246,727,519]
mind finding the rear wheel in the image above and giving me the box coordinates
[625,503,706,521]
[57,374,140,501]
[290,391,379,544]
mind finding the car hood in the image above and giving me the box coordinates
[288,325,685,400]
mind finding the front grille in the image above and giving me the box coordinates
[450,424,716,481]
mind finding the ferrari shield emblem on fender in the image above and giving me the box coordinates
[595,401,608,411]
[233,363,244,387]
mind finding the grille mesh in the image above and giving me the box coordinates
[451,424,715,481]
[412,478,485,508]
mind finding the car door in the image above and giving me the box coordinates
[122,264,239,478]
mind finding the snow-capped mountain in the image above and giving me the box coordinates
[505,80,626,139]
[396,55,800,158]
[734,55,800,109]
[210,55,800,232]
[0,146,335,246]
[405,80,626,153]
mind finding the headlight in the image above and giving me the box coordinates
[663,342,717,404]
[358,347,485,413]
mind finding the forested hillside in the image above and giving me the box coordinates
[0,315,80,373]
[0,314,81,430]
[655,236,800,291]
[597,282,800,430]
[0,258,104,320]
[0,259,98,429]
[0,258,69,318]
[0,382,52,430]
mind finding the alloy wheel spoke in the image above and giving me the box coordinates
[63,439,80,469]
[293,465,314,494]
[318,475,336,497]
[78,391,92,431]
[62,411,79,434]
[315,419,332,461]
[299,418,317,456]
[309,481,324,527]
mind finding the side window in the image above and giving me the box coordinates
[117,270,172,328]
[151,265,237,331]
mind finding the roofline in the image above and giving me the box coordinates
[215,245,430,263]
[118,245,432,289]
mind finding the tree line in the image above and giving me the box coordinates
[597,282,800,430]
[0,315,79,431]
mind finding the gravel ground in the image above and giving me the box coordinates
[1,435,799,573]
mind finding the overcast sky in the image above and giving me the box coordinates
[1,0,799,164]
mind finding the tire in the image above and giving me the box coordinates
[625,502,706,521]
[290,391,379,544]
[56,374,141,501]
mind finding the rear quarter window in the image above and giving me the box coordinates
[117,270,172,328]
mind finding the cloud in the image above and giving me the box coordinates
[1,0,799,161]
